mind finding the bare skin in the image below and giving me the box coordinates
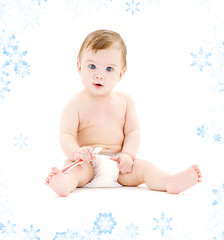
[45,46,202,197]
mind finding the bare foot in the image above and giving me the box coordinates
[45,167,70,197]
[166,165,202,194]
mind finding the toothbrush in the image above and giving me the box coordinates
[61,147,102,174]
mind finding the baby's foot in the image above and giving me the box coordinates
[166,165,202,194]
[45,167,70,197]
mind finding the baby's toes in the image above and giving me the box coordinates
[45,176,51,185]
[52,167,61,174]
[192,164,199,171]
[196,169,202,182]
[45,171,56,184]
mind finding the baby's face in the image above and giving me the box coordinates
[78,47,125,97]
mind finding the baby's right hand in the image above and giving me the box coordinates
[73,146,95,163]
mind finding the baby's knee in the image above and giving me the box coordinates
[133,159,155,177]
[77,162,94,187]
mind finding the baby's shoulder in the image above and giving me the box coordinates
[64,92,84,111]
[115,91,135,103]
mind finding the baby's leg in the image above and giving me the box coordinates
[45,161,94,197]
[117,159,201,194]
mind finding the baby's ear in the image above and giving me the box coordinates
[77,60,81,74]
[119,67,126,81]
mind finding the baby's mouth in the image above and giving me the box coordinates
[93,83,104,88]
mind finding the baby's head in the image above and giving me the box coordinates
[78,29,127,69]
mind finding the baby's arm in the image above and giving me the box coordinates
[60,97,95,162]
[111,94,140,173]
[60,97,80,160]
[122,94,140,159]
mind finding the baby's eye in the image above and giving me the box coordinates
[89,64,96,70]
[106,66,113,72]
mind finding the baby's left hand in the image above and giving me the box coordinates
[110,153,133,173]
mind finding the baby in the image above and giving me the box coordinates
[45,29,202,197]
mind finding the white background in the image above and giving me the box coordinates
[0,0,224,239]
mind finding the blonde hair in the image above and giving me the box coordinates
[78,30,127,68]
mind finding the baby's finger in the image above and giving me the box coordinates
[120,168,128,174]
[82,148,92,161]
[75,152,84,161]
[110,156,120,162]
[118,163,126,173]
[121,167,130,173]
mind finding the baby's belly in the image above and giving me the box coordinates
[77,127,124,154]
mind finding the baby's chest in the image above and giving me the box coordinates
[79,104,126,129]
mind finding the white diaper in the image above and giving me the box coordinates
[83,154,121,188]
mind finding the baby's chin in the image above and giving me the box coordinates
[88,87,113,97]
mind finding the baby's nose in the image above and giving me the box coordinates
[95,73,104,80]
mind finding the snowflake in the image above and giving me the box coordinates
[19,3,43,30]
[190,47,212,72]
[94,213,117,234]
[214,133,222,142]
[199,0,218,12]
[0,196,15,217]
[67,0,112,17]
[0,220,16,235]
[53,229,82,240]
[0,171,14,218]
[0,0,15,19]
[153,212,173,236]
[0,75,11,100]
[125,223,139,239]
[211,231,224,240]
[14,134,28,150]
[0,171,11,192]
[32,0,48,6]
[15,60,30,78]
[84,227,101,240]
[210,184,224,233]
[125,0,140,15]
[212,184,224,207]
[23,225,40,240]
[2,34,30,78]
[197,125,208,138]
[212,18,224,39]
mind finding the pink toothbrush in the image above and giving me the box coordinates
[61,147,102,174]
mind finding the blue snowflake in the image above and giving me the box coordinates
[0,75,11,100]
[14,60,30,78]
[0,172,14,218]
[32,0,48,6]
[214,133,222,142]
[212,184,224,206]
[0,196,14,217]
[153,212,173,236]
[94,213,117,234]
[211,232,224,240]
[199,0,217,12]
[84,227,101,240]
[23,225,40,240]
[125,223,139,238]
[197,125,208,138]
[125,0,140,15]
[14,134,28,150]
[3,35,30,78]
[0,171,11,191]
[53,229,82,240]
[67,0,112,17]
[190,47,212,72]
[0,220,16,235]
